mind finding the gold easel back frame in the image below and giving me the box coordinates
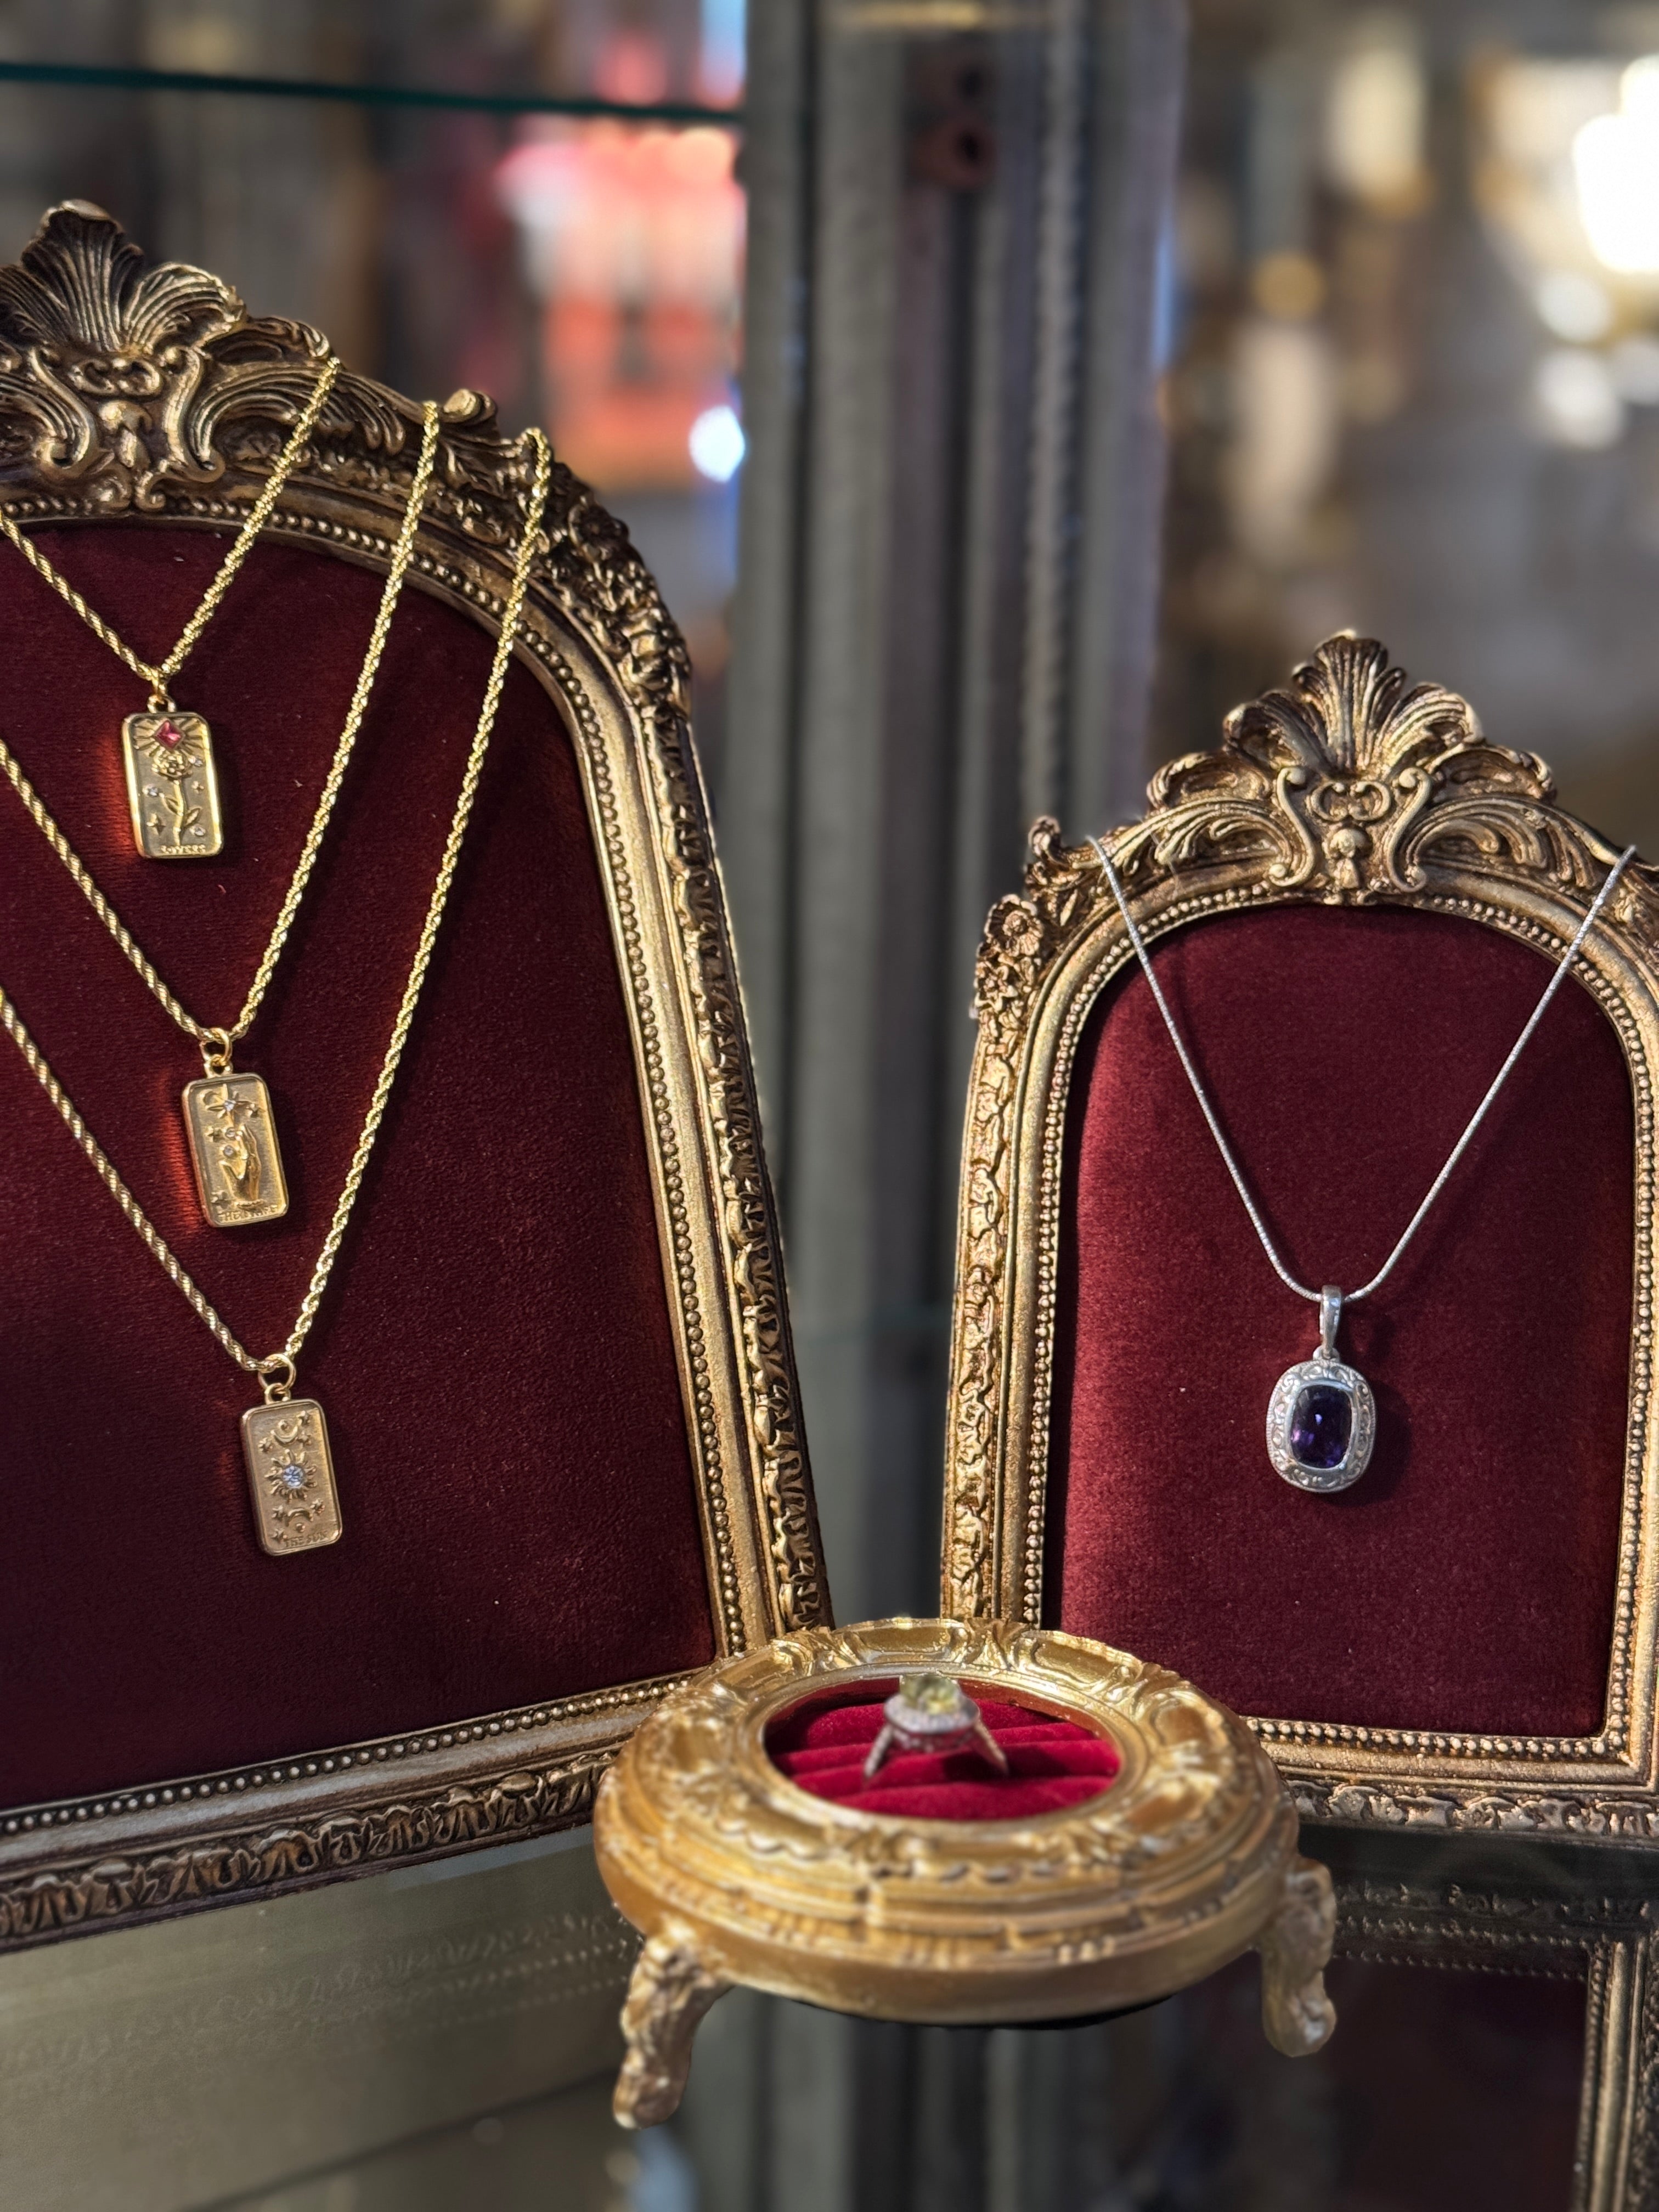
[943,633,1659,1843]
[0,204,825,1948]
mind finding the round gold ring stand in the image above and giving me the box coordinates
[595,1618,1336,2127]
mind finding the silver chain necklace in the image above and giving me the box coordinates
[1091,837,1635,1493]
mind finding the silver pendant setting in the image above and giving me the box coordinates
[1265,1287,1376,1494]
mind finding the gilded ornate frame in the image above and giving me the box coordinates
[0,204,824,1947]
[943,633,1659,1842]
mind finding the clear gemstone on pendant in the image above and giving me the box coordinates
[278,1462,307,1493]
[1289,1384,1352,1471]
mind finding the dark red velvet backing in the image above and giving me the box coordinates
[1048,905,1634,1738]
[765,1685,1120,1819]
[0,527,715,1808]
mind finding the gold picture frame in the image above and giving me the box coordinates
[943,632,1659,1841]
[0,204,825,1947]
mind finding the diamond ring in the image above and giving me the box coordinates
[861,1671,1011,1783]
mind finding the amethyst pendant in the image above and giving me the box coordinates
[1265,1287,1376,1493]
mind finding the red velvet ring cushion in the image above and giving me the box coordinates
[1048,904,1635,1740]
[0,526,715,1809]
[766,1685,1121,1819]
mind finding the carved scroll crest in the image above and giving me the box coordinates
[972,634,1656,1050]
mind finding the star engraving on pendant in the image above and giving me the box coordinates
[259,1415,324,1537]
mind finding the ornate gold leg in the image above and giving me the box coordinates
[1256,1854,1337,2056]
[613,1928,731,2129]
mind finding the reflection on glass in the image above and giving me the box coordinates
[495,69,745,785]
[496,121,743,493]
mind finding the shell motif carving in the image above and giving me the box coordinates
[0,201,820,1638]
[0,199,246,509]
[973,633,1659,1043]
[0,201,692,734]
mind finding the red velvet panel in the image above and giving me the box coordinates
[1048,905,1634,1737]
[0,526,715,1808]
[765,1685,1120,1819]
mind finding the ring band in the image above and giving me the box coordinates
[861,1674,1011,1783]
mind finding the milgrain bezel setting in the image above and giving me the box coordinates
[944,631,1659,1842]
[0,202,825,1946]
[1266,1357,1376,1493]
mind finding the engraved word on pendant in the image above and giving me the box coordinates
[121,708,223,859]
[1265,1286,1376,1493]
[241,1397,342,1555]
[182,1070,289,1228]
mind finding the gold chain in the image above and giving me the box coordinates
[0,427,552,1391]
[0,354,342,709]
[0,400,442,1070]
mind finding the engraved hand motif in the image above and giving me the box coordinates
[216,1123,261,1207]
[0,200,817,1939]
[184,1076,286,1227]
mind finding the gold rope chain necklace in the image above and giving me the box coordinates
[0,400,442,1232]
[0,427,552,1558]
[0,353,342,860]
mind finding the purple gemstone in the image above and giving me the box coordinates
[1289,1383,1351,1471]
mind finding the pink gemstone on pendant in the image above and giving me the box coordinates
[156,718,182,748]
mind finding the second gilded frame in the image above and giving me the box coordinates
[943,632,1659,1842]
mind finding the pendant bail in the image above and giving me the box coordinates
[201,1025,235,1077]
[259,1352,297,1403]
[1318,1286,1343,1361]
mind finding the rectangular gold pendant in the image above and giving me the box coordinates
[241,1398,342,1555]
[121,708,224,859]
[182,1072,290,1228]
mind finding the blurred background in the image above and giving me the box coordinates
[1160,0,1659,851]
[3,3,1656,2204]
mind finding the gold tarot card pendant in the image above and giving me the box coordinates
[241,1398,342,1555]
[121,709,224,859]
[182,1072,290,1228]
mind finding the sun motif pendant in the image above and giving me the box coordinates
[1265,1286,1376,1493]
[241,1396,342,1555]
[121,708,224,859]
